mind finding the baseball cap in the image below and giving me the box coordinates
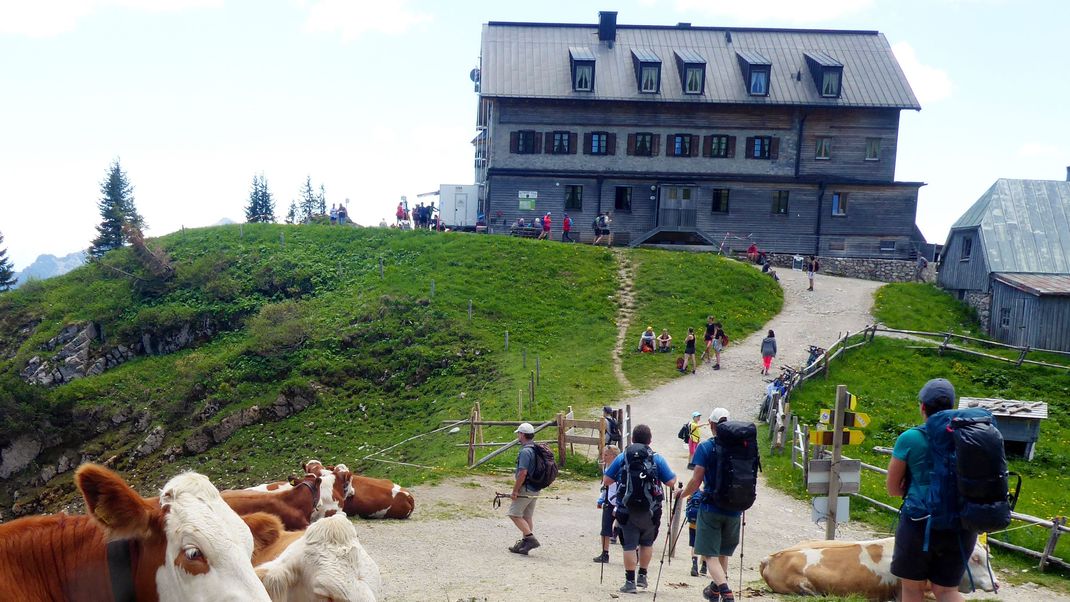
[515,422,535,434]
[709,408,730,423]
[691,411,702,418]
[603,406,613,414]
[918,378,956,406]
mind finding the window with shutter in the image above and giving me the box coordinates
[865,138,881,161]
[515,131,538,154]
[550,131,570,154]
[671,134,692,157]
[751,136,772,160]
[816,137,832,160]
[831,192,848,216]
[772,191,790,215]
[633,133,654,156]
[706,135,729,158]
[589,132,609,155]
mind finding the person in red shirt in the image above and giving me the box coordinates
[747,243,759,263]
[562,213,573,242]
[537,212,552,240]
[395,202,405,225]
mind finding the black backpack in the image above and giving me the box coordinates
[615,443,663,515]
[605,416,621,442]
[525,443,559,490]
[708,421,761,512]
[677,423,691,442]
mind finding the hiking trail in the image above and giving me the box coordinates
[611,248,637,395]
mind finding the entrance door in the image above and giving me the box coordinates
[453,193,467,225]
[1015,296,1037,347]
[658,186,696,229]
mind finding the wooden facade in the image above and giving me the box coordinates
[989,280,1070,352]
[475,18,924,258]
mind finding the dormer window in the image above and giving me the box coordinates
[674,50,706,95]
[632,49,662,94]
[569,47,596,92]
[736,51,772,97]
[805,51,844,98]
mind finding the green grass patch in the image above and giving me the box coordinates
[760,336,1070,583]
[622,252,783,387]
[873,283,982,335]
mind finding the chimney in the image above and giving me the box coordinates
[598,11,617,43]
[1066,166,1069,182]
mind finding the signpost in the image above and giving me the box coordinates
[808,429,866,446]
[807,459,861,494]
[806,385,870,540]
[825,385,848,539]
[818,409,871,428]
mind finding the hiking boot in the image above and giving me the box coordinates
[619,580,637,594]
[702,583,721,601]
[691,557,699,577]
[508,539,525,554]
[520,535,540,553]
[700,560,708,576]
[637,573,648,588]
[718,584,735,602]
[593,551,609,563]
[714,364,721,370]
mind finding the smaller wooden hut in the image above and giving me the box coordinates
[960,397,1048,460]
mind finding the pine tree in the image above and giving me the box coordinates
[299,176,318,221]
[0,231,17,291]
[316,184,327,215]
[285,201,298,225]
[89,159,143,259]
[244,173,276,223]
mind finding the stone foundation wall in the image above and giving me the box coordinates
[764,254,920,283]
[964,291,991,331]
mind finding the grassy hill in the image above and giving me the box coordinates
[0,225,781,511]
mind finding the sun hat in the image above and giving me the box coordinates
[515,422,535,434]
[709,408,730,423]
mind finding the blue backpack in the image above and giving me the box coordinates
[906,408,1017,544]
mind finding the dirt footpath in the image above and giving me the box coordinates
[356,268,1065,601]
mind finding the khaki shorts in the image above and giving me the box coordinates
[506,486,539,519]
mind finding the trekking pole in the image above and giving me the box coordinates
[738,510,746,596]
[491,492,569,508]
[652,486,679,601]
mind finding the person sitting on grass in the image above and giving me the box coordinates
[658,329,673,352]
[638,327,656,352]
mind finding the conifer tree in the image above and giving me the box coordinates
[299,176,318,221]
[0,231,16,291]
[244,173,276,223]
[316,184,327,215]
[89,159,144,259]
[285,201,298,225]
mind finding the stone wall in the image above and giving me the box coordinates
[964,291,992,331]
[765,253,920,283]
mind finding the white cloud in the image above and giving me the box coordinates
[669,0,873,23]
[891,42,952,105]
[0,0,221,37]
[1017,142,1063,159]
[297,0,432,42]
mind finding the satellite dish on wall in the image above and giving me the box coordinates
[469,68,480,83]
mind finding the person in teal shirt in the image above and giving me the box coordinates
[886,378,977,602]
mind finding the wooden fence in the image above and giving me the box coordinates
[871,326,1070,371]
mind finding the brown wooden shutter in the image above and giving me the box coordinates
[626,133,636,156]
[745,137,755,159]
[702,135,713,158]
[569,132,578,154]
[770,137,780,160]
[582,133,593,155]
[651,134,660,156]
[544,132,554,153]
[691,135,700,157]
[727,136,737,158]
[607,133,616,155]
[533,132,543,154]
[666,134,674,156]
[510,132,519,153]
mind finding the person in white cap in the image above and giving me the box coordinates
[506,422,542,554]
[681,408,740,602]
[687,410,704,466]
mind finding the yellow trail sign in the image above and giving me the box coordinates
[848,393,859,410]
[809,429,866,446]
[818,410,871,428]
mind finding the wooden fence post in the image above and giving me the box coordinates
[802,424,810,488]
[826,384,848,540]
[536,357,540,384]
[529,371,535,412]
[466,408,476,467]
[280,232,285,247]
[475,401,484,445]
[430,279,435,298]
[379,257,384,279]
[1039,517,1066,571]
[790,415,798,466]
[556,412,567,466]
[823,345,831,379]
[518,390,522,419]
[598,417,606,456]
[505,330,509,351]
[468,299,473,321]
[625,404,632,447]
[523,349,527,369]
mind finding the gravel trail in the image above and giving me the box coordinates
[356,267,1065,601]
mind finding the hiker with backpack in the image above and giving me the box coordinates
[603,406,622,448]
[806,255,819,291]
[506,422,558,555]
[594,444,622,564]
[681,408,761,602]
[680,410,703,467]
[603,424,677,594]
[886,378,1012,602]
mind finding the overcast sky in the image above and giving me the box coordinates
[2,0,1067,269]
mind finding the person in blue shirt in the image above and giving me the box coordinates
[603,424,677,594]
[681,408,739,602]
[886,378,975,602]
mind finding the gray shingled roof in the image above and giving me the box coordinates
[480,22,920,109]
[950,179,1070,274]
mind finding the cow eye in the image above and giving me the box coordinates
[183,546,204,562]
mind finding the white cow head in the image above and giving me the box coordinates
[310,472,339,522]
[77,464,271,602]
[960,542,998,593]
[257,514,381,602]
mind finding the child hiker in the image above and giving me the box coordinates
[593,445,621,563]
[760,329,777,375]
[686,490,708,577]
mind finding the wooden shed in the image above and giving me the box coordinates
[959,397,1048,460]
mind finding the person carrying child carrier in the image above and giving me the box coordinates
[603,424,677,594]
[886,378,1012,602]
[681,408,761,602]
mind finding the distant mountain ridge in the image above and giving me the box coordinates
[15,251,86,287]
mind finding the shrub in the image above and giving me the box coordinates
[247,301,309,355]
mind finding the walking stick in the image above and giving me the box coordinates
[738,510,746,597]
[652,486,681,601]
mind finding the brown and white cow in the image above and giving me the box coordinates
[249,513,382,601]
[224,473,323,530]
[343,474,415,519]
[247,470,343,522]
[0,464,273,602]
[759,537,997,601]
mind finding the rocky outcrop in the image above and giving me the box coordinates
[1,436,42,479]
[21,318,217,387]
[133,426,166,458]
[183,387,317,455]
